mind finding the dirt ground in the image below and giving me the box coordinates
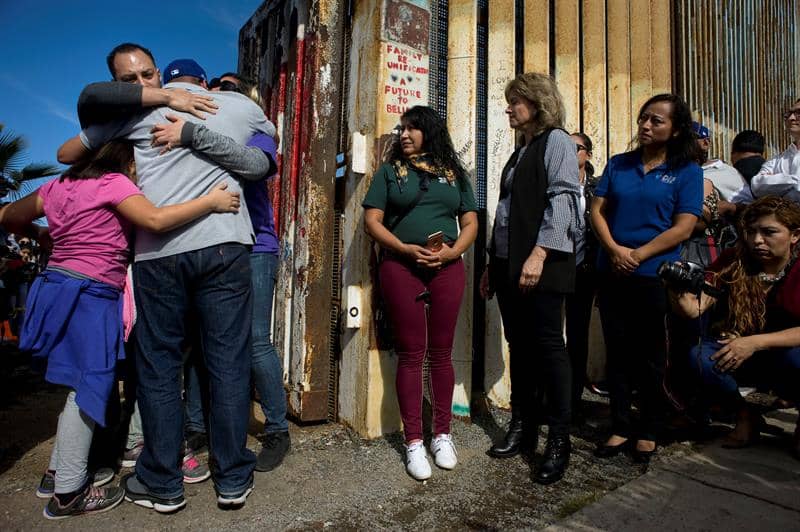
[1,344,695,531]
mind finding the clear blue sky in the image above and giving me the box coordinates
[0,0,264,198]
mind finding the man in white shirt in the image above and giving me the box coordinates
[732,99,800,205]
[692,121,746,201]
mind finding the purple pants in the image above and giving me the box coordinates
[379,255,465,442]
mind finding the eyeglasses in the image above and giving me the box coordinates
[576,144,588,153]
[219,80,241,93]
[782,108,800,119]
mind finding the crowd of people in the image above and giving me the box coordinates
[364,71,800,487]
[0,232,43,336]
[1,39,799,521]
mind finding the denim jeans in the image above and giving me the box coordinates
[183,358,208,435]
[133,244,256,498]
[688,338,800,409]
[250,252,288,434]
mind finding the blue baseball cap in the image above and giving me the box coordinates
[163,59,207,84]
[692,121,710,139]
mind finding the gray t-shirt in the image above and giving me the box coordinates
[701,159,745,202]
[80,82,275,261]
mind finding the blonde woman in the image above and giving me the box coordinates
[479,72,581,484]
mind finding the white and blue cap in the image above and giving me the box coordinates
[163,59,207,84]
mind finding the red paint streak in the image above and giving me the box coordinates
[296,34,316,225]
[289,31,306,223]
[272,65,288,232]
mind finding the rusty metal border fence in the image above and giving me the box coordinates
[429,0,449,121]
[674,0,800,159]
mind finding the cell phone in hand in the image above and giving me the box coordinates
[426,231,444,252]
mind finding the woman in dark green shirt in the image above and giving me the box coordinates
[363,106,478,481]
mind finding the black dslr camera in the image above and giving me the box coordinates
[657,260,725,297]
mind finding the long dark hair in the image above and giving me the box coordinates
[571,131,595,177]
[634,93,699,170]
[716,196,800,335]
[63,141,135,181]
[387,105,467,182]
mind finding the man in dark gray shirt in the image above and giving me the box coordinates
[59,58,274,512]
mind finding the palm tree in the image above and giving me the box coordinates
[0,124,60,199]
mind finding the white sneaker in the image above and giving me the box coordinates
[431,434,458,469]
[405,441,432,480]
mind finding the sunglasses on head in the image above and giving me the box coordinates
[219,80,241,93]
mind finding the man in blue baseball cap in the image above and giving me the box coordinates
[163,59,207,85]
[692,121,745,201]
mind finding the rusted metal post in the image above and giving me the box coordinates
[282,0,344,421]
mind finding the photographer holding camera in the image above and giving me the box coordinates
[671,196,800,458]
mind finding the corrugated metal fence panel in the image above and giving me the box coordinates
[581,0,607,172]
[606,0,632,164]
[430,0,449,121]
[484,0,517,409]
[675,0,799,159]
[554,0,581,134]
[523,0,550,73]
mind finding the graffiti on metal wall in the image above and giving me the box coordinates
[381,42,430,119]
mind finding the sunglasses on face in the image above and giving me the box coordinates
[219,80,241,93]
[782,108,800,119]
[576,144,588,153]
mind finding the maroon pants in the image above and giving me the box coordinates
[379,255,465,442]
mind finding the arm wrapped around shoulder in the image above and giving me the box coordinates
[78,82,143,128]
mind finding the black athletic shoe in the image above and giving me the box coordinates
[43,482,124,520]
[216,476,254,507]
[185,431,209,454]
[122,473,185,513]
[255,431,291,472]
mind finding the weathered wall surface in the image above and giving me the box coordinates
[481,0,672,407]
[239,0,340,422]
[239,0,799,436]
[338,0,393,438]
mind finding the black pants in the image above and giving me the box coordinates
[565,267,596,410]
[492,259,572,437]
[598,274,668,441]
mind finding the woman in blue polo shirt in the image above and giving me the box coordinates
[591,93,703,462]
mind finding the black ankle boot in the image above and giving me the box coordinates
[488,417,527,458]
[535,435,571,484]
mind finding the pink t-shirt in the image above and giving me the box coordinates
[38,172,142,289]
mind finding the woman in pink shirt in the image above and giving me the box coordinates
[0,140,238,520]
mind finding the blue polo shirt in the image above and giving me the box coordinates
[595,151,703,277]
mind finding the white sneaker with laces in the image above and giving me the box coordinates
[405,441,432,480]
[431,434,458,469]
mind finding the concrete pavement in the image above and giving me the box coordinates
[547,408,800,531]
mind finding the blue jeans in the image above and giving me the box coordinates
[133,244,256,498]
[688,338,800,409]
[250,252,288,434]
[183,356,207,435]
